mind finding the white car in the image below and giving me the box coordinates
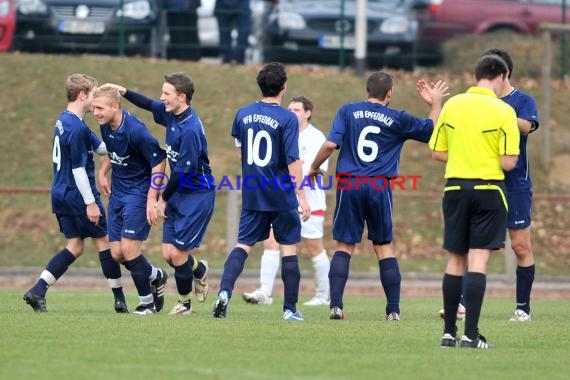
[197,0,269,62]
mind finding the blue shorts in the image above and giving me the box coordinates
[163,191,215,251]
[56,199,107,239]
[107,195,151,242]
[332,180,393,244]
[237,209,301,246]
[507,190,532,229]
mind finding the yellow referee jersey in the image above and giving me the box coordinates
[429,86,520,180]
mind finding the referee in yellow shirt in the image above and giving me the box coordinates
[429,54,520,349]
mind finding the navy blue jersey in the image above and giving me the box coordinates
[501,88,539,191]
[100,110,166,198]
[51,110,100,215]
[149,102,215,191]
[328,101,433,177]
[232,101,300,211]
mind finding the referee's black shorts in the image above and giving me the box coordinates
[442,179,508,255]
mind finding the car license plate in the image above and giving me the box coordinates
[318,35,356,49]
[58,20,105,35]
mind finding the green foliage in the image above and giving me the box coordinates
[1,290,569,380]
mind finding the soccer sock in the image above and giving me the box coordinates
[259,249,280,295]
[463,272,486,340]
[329,251,351,309]
[139,253,161,285]
[32,248,76,297]
[281,255,301,313]
[173,259,194,301]
[124,255,153,306]
[442,273,463,336]
[516,265,535,314]
[219,247,248,298]
[379,257,401,314]
[191,255,207,279]
[312,250,330,299]
[99,249,125,301]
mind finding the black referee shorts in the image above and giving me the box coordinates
[442,179,508,255]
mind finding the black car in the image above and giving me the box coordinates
[14,0,160,56]
[262,0,429,70]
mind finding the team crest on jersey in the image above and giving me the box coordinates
[110,152,130,166]
[165,144,179,162]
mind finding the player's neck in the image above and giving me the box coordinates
[500,80,514,98]
[110,110,123,130]
[261,93,283,105]
[67,103,85,119]
[299,122,309,132]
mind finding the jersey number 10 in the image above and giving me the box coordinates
[246,128,273,167]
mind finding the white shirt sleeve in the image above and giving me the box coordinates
[71,167,96,205]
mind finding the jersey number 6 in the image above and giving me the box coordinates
[357,126,381,163]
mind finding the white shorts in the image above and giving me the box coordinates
[301,215,324,239]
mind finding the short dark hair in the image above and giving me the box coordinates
[482,48,513,78]
[257,62,287,97]
[474,55,509,81]
[366,71,393,100]
[289,95,314,120]
[164,72,195,104]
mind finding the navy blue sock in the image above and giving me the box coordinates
[124,255,153,301]
[219,247,248,298]
[442,273,463,336]
[516,265,535,314]
[173,260,194,298]
[328,251,351,309]
[464,272,486,340]
[281,255,301,313]
[99,249,124,301]
[379,257,401,314]
[191,256,207,279]
[32,248,76,296]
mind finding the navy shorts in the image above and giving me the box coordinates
[442,179,508,254]
[507,190,532,229]
[332,179,393,244]
[163,191,215,251]
[237,209,301,246]
[107,195,151,242]
[56,199,107,239]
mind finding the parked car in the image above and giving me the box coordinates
[416,0,570,65]
[262,0,429,70]
[197,0,270,60]
[14,0,160,56]
[0,0,16,51]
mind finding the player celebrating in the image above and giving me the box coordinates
[103,73,213,315]
[242,95,330,306]
[93,86,169,315]
[212,62,311,320]
[24,73,127,313]
[309,71,448,321]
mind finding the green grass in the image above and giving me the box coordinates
[0,53,569,275]
[1,289,569,380]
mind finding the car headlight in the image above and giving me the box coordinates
[117,0,151,20]
[380,16,410,34]
[0,0,10,17]
[277,12,306,30]
[18,0,47,15]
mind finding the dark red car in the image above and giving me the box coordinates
[0,0,16,51]
[416,0,570,64]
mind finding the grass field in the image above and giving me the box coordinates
[1,289,568,380]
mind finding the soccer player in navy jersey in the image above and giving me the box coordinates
[103,73,213,315]
[93,86,169,315]
[212,62,311,321]
[484,49,539,322]
[308,71,448,321]
[24,73,127,313]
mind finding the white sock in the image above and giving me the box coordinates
[312,250,330,300]
[39,270,57,287]
[259,249,280,296]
